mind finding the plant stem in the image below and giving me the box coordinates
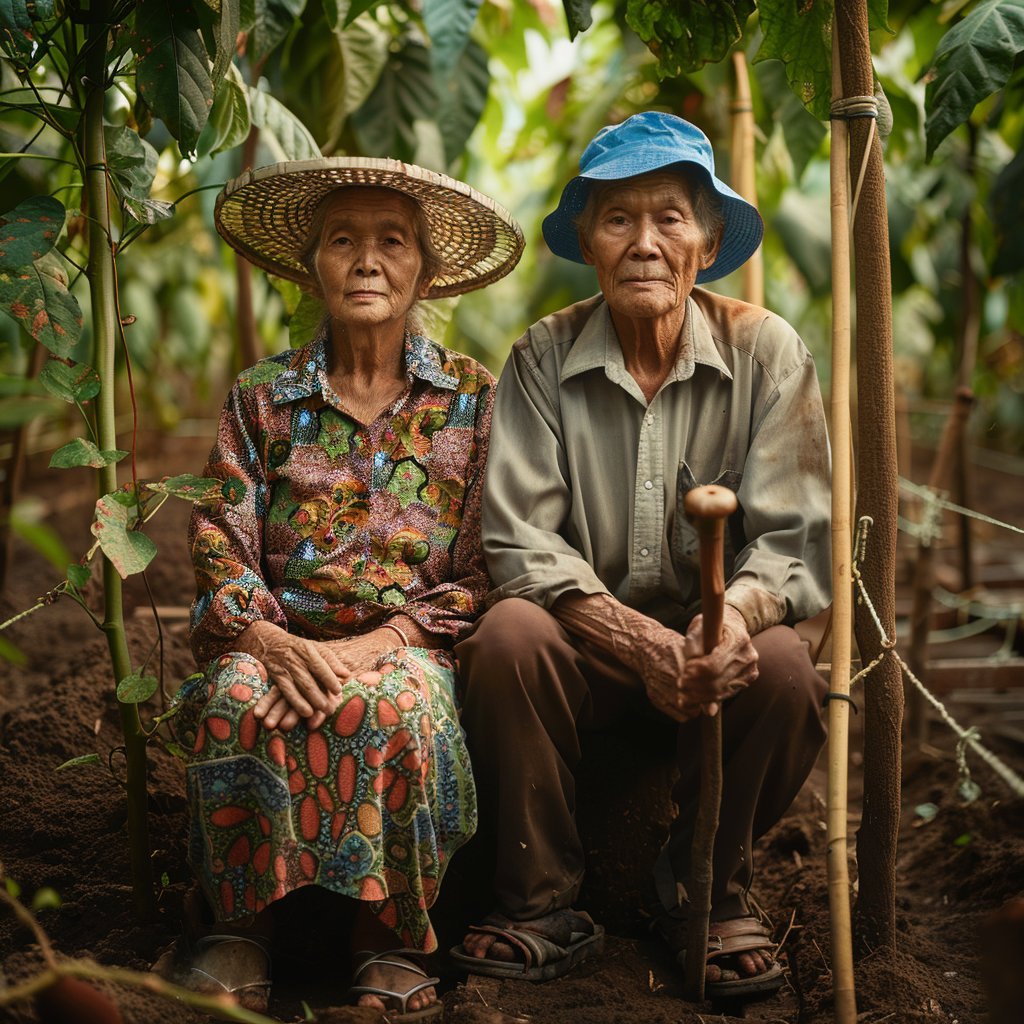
[82,11,155,919]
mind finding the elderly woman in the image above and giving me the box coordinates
[170,158,522,1019]
[453,113,831,1001]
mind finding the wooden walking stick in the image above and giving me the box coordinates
[683,483,738,1003]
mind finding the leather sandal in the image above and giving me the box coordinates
[349,948,442,1021]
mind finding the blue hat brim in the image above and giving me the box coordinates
[542,160,764,284]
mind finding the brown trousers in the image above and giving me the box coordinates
[456,598,828,922]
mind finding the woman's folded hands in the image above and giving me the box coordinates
[233,621,402,732]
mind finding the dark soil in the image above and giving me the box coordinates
[1,433,1023,1024]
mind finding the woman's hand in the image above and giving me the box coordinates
[681,605,759,716]
[254,626,402,732]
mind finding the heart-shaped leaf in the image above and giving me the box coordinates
[67,562,92,588]
[116,671,159,704]
[104,126,160,202]
[50,438,128,469]
[0,251,85,358]
[0,195,65,268]
[91,491,158,578]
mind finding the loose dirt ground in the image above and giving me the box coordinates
[1,434,1022,1024]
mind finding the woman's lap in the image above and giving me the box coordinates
[172,646,476,952]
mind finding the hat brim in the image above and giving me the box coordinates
[542,160,763,284]
[215,157,525,299]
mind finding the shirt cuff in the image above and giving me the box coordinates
[724,583,787,636]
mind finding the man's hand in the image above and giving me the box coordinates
[682,604,759,716]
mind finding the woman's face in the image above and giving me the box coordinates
[312,187,430,329]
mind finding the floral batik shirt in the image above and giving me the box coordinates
[188,331,494,665]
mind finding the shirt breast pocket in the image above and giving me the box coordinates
[671,462,744,575]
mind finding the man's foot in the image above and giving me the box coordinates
[651,908,783,998]
[350,949,441,1019]
[183,935,272,1013]
[451,909,605,981]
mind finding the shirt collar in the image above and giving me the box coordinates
[270,330,459,406]
[559,295,734,389]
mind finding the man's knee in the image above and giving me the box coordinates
[750,625,828,720]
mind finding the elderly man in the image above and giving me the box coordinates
[452,112,831,999]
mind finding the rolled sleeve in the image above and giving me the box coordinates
[726,350,832,632]
[482,343,610,608]
[188,386,287,665]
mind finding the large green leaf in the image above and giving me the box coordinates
[436,38,489,164]
[627,0,755,77]
[196,0,241,92]
[249,86,321,159]
[0,195,64,267]
[0,251,84,358]
[753,59,827,181]
[133,0,216,158]
[104,126,159,203]
[204,62,252,156]
[247,0,306,65]
[423,0,483,72]
[342,0,388,27]
[329,14,390,141]
[38,359,101,404]
[561,0,594,40]
[754,0,833,121]
[924,0,1024,159]
[352,39,439,162]
[91,491,159,578]
[289,291,325,348]
[0,0,56,63]
[50,439,128,469]
[991,143,1024,276]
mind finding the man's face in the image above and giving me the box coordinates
[579,172,721,323]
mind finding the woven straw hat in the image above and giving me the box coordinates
[215,157,525,298]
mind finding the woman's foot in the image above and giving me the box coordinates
[185,934,273,1013]
[352,950,439,1015]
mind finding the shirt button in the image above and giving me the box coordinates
[640,547,649,557]
[644,480,653,490]
[645,414,654,425]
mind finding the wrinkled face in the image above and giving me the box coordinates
[312,187,430,328]
[579,172,721,322]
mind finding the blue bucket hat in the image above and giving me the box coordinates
[542,111,763,284]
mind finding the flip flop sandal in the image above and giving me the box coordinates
[449,909,606,982]
[188,934,273,1001]
[651,909,784,1000]
[349,948,443,1022]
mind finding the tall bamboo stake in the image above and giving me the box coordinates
[731,52,763,307]
[827,22,857,1024]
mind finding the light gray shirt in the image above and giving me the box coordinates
[481,289,832,635]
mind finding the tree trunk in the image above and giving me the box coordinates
[834,0,902,952]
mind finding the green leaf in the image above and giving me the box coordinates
[248,0,307,65]
[289,291,325,348]
[104,126,159,202]
[249,86,321,160]
[196,0,241,92]
[627,0,755,77]
[436,38,489,164]
[67,562,91,588]
[352,39,439,163]
[133,0,216,158]
[322,12,391,150]
[31,887,61,911]
[50,438,128,469]
[0,195,64,267]
[4,878,21,898]
[753,59,827,181]
[0,395,59,429]
[868,0,891,34]
[205,62,252,156]
[163,741,188,761]
[145,473,222,499]
[924,0,1024,158]
[123,196,177,224]
[991,143,1024,276]
[160,871,171,887]
[342,0,387,26]
[9,498,70,569]
[423,0,483,73]
[116,671,159,704]
[91,492,159,578]
[953,833,973,847]
[914,802,939,821]
[54,753,103,772]
[561,0,594,40]
[0,635,27,666]
[38,359,101,404]
[0,250,85,358]
[754,0,834,121]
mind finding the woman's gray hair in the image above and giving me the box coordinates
[298,186,449,337]
[573,170,725,254]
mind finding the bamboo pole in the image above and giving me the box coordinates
[682,484,738,1003]
[826,22,857,1024]
[731,52,763,307]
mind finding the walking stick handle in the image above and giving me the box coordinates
[681,484,737,1004]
